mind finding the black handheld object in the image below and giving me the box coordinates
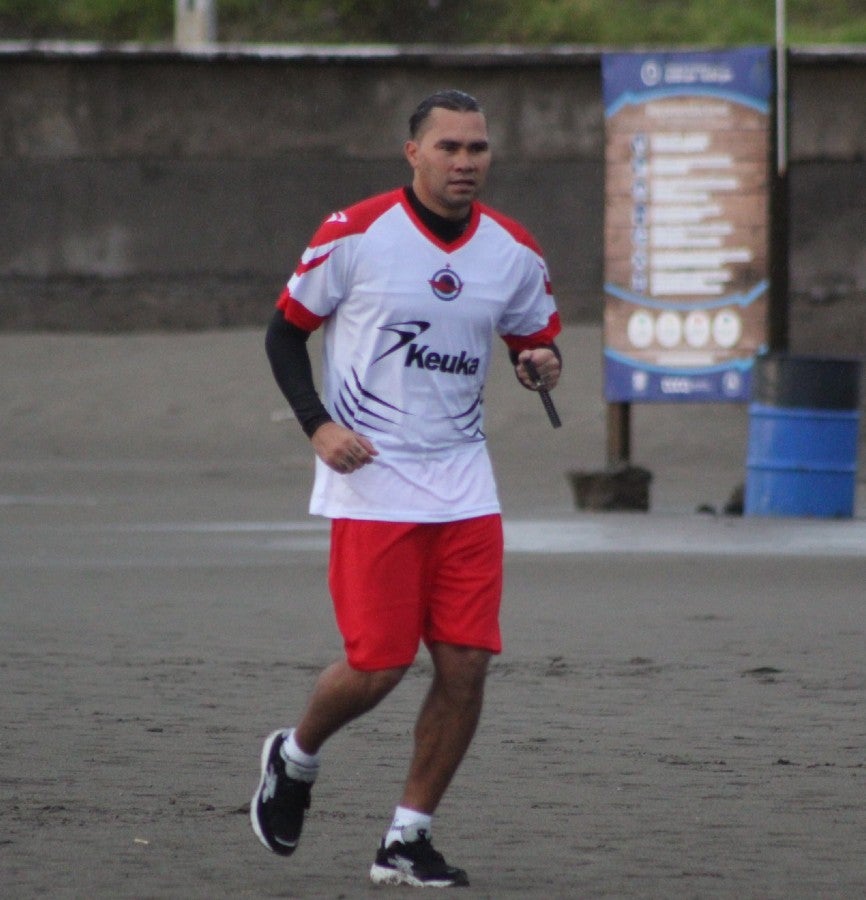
[522,358,562,429]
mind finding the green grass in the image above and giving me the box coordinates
[0,0,171,41]
[1,0,865,44]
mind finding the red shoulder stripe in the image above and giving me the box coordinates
[477,203,544,255]
[295,248,334,276]
[308,189,405,248]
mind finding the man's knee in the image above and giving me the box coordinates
[351,663,408,705]
[429,643,491,700]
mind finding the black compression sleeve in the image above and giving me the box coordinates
[265,310,333,438]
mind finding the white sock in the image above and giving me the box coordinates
[279,728,320,783]
[385,806,433,847]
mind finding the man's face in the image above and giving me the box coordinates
[404,107,492,220]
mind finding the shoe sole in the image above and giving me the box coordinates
[369,863,466,888]
[250,729,297,856]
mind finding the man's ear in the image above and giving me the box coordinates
[404,140,418,169]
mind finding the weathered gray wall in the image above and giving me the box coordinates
[0,43,864,344]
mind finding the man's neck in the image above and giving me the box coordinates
[404,186,471,244]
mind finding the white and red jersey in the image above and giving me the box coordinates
[278,188,560,522]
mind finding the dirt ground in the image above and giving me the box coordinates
[1,325,864,898]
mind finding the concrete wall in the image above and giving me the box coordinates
[0,42,864,343]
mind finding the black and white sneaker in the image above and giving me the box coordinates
[369,830,469,888]
[250,730,312,856]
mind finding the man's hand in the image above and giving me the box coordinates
[311,421,379,474]
[515,347,561,392]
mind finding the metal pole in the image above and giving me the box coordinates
[775,0,787,176]
[175,0,217,46]
[770,0,790,351]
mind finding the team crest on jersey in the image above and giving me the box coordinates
[429,266,463,301]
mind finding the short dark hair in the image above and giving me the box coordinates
[409,90,483,138]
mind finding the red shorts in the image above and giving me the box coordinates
[328,514,503,671]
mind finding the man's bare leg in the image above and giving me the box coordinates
[400,643,491,813]
[252,659,405,855]
[293,659,407,754]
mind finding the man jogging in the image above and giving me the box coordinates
[252,89,562,888]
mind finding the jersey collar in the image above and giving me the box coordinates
[400,186,481,252]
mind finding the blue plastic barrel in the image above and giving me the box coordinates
[745,355,862,518]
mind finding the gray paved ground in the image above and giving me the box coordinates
[1,326,864,898]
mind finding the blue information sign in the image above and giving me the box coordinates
[602,47,773,403]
